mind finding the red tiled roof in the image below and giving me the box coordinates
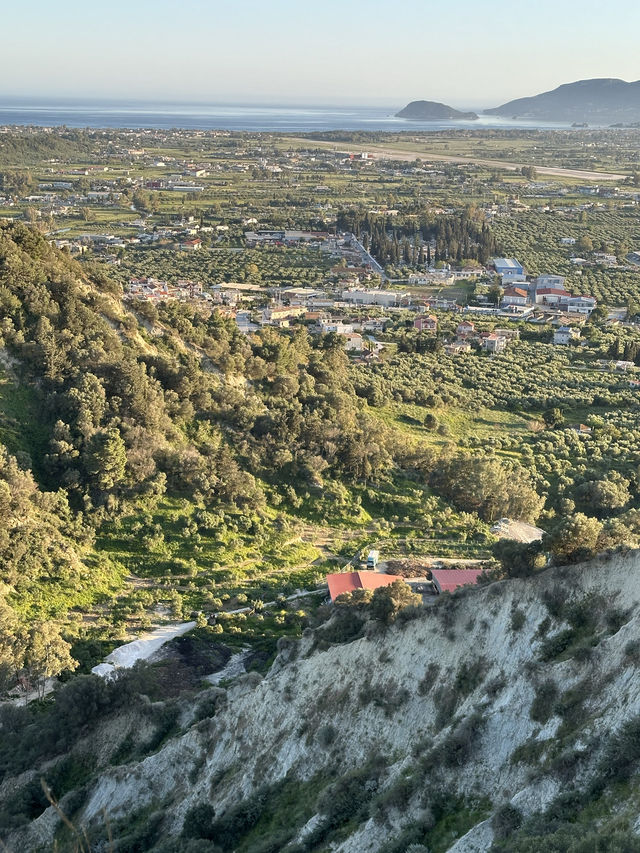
[326,571,402,601]
[431,569,482,594]
[537,287,571,296]
[503,287,528,297]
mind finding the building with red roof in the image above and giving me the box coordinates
[326,571,402,602]
[414,315,438,332]
[430,568,482,594]
[502,287,529,306]
[456,320,475,338]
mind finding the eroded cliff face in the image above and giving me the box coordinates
[16,550,640,852]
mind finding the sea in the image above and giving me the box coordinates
[0,99,573,132]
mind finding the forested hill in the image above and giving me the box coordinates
[395,100,479,121]
[0,222,543,690]
[485,78,640,124]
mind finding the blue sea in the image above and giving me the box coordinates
[0,98,573,132]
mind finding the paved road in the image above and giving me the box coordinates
[347,232,387,281]
[300,139,625,182]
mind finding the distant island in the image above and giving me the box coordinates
[484,78,640,124]
[395,100,479,121]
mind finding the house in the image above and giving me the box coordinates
[560,237,576,245]
[534,287,572,306]
[492,328,520,340]
[492,258,524,276]
[593,252,618,267]
[553,326,580,345]
[320,319,354,335]
[444,341,472,355]
[179,238,202,251]
[326,571,403,602]
[414,315,438,332]
[261,305,306,325]
[501,272,528,287]
[362,317,391,333]
[345,333,364,352]
[502,287,529,307]
[430,569,482,594]
[563,295,597,315]
[482,333,507,353]
[534,274,566,290]
[456,320,475,338]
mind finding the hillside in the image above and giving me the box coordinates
[485,78,640,124]
[396,101,479,121]
[6,549,640,851]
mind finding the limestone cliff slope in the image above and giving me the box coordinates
[14,549,640,852]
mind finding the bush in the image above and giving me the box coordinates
[428,713,486,769]
[316,764,381,829]
[417,663,441,696]
[530,680,559,724]
[510,607,526,632]
[492,803,523,840]
[317,724,337,748]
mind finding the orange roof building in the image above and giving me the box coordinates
[326,571,402,602]
[431,569,482,594]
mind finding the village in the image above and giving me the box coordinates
[118,238,613,361]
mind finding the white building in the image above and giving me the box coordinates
[341,289,400,307]
[320,319,354,335]
[554,326,581,345]
[534,274,566,290]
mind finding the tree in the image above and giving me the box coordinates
[492,539,545,578]
[83,427,127,492]
[488,284,504,306]
[543,407,564,429]
[577,235,594,254]
[545,513,603,564]
[369,580,422,624]
[575,473,631,517]
[0,170,34,197]
[24,622,77,699]
[0,587,25,692]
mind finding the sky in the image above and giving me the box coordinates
[2,0,640,107]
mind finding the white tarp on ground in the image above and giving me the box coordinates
[91,621,196,676]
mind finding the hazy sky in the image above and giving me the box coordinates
[3,0,640,106]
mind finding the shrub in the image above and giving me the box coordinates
[433,712,486,768]
[591,714,640,792]
[530,680,559,724]
[542,587,568,619]
[492,803,523,840]
[316,765,381,829]
[510,607,526,632]
[417,663,441,696]
[317,724,337,748]
[625,639,640,661]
